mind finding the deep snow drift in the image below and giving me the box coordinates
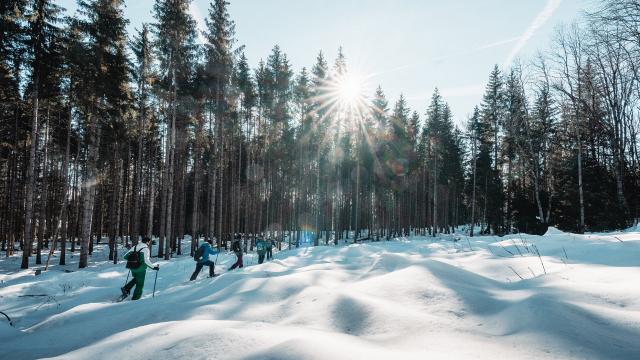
[1,230,640,360]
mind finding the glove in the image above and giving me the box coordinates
[153,266,160,271]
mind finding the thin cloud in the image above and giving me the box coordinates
[477,36,521,50]
[433,36,521,64]
[504,0,562,67]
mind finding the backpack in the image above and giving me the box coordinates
[125,246,145,269]
[193,244,205,262]
[231,240,241,253]
[256,241,265,251]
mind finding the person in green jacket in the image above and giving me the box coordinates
[256,238,267,264]
[121,237,159,300]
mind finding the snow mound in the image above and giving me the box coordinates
[544,226,566,236]
[2,234,640,359]
[488,238,535,257]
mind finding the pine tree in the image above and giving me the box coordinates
[479,65,506,234]
[76,0,130,268]
[130,24,154,246]
[153,0,197,258]
[21,0,64,269]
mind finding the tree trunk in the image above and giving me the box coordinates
[79,118,99,268]
[21,83,39,270]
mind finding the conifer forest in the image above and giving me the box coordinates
[2,0,640,271]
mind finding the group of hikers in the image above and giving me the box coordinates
[119,234,275,301]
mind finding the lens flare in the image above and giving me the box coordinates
[337,75,362,105]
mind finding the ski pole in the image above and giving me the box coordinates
[152,269,159,298]
[124,270,130,287]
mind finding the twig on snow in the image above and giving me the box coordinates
[508,266,524,280]
[511,239,523,256]
[498,242,514,256]
[527,267,536,277]
[533,245,547,275]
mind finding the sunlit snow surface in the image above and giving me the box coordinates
[1,229,640,359]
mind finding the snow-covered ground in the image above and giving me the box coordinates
[1,229,640,359]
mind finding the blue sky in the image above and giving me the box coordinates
[59,0,594,125]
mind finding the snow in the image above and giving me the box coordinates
[543,226,566,236]
[1,231,640,359]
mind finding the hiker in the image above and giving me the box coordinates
[190,239,219,281]
[228,234,244,270]
[121,237,159,301]
[256,238,267,264]
[266,238,273,260]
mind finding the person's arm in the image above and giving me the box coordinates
[142,247,157,269]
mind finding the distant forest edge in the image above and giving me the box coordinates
[0,0,639,270]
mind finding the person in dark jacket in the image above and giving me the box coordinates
[228,235,244,270]
[121,237,159,300]
[266,238,273,260]
[190,239,219,281]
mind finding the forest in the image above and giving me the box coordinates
[1,0,639,270]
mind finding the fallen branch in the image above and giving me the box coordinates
[0,311,12,327]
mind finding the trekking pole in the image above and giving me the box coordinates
[152,269,159,298]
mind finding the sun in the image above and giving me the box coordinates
[337,74,362,105]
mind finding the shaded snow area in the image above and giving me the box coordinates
[2,232,640,360]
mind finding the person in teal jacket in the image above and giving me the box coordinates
[121,237,159,300]
[256,238,267,264]
[190,239,219,280]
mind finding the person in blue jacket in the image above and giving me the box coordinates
[256,238,267,264]
[190,239,219,281]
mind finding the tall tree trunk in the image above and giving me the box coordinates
[164,76,177,260]
[36,114,50,264]
[21,82,39,269]
[45,105,72,271]
[79,118,99,268]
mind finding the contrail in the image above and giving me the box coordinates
[504,0,562,67]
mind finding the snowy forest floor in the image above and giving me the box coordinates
[1,228,640,360]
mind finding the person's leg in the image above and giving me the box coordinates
[238,254,243,268]
[258,252,264,264]
[228,256,239,270]
[123,276,136,294]
[131,270,147,300]
[190,262,204,281]
[205,260,215,277]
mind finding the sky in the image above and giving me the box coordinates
[59,0,595,126]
